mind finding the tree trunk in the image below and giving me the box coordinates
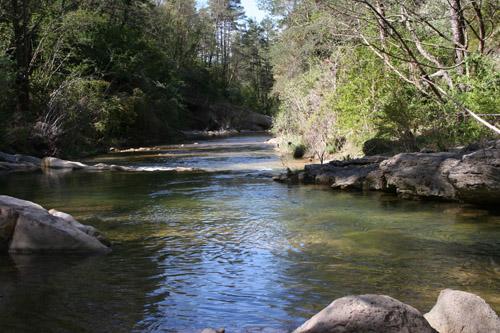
[471,1,485,53]
[449,0,466,74]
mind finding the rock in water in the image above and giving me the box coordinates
[42,157,88,169]
[293,294,436,333]
[424,289,500,333]
[0,195,111,254]
[49,209,111,247]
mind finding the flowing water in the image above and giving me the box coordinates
[0,133,499,332]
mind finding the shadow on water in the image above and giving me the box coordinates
[0,248,164,332]
[0,134,499,332]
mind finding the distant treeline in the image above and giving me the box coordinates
[0,0,276,156]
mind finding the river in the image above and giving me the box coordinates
[0,133,499,332]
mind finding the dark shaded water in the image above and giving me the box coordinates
[1,134,499,332]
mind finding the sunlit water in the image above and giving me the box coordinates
[0,133,499,332]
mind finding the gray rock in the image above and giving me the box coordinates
[301,158,385,189]
[0,152,41,171]
[330,164,379,190]
[379,152,460,200]
[15,154,42,165]
[0,152,41,165]
[0,195,111,254]
[448,143,500,205]
[42,157,88,169]
[424,289,500,333]
[276,141,500,205]
[49,209,111,247]
[364,169,385,190]
[0,151,19,163]
[293,294,437,333]
[0,207,18,250]
[0,161,39,171]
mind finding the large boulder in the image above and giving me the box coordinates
[379,152,460,200]
[424,289,500,333]
[447,141,500,205]
[294,294,436,333]
[0,195,111,254]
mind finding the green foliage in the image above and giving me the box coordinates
[270,0,499,158]
[0,0,277,156]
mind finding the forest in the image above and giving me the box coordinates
[0,0,276,156]
[0,0,498,158]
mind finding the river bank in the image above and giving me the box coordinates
[274,139,500,207]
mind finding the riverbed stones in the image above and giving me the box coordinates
[0,195,111,254]
[424,289,500,333]
[293,294,436,333]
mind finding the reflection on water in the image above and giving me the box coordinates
[0,133,499,332]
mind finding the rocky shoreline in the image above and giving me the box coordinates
[274,139,500,206]
[0,152,203,173]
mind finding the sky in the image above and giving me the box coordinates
[196,0,268,22]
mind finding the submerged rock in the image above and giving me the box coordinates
[0,195,111,254]
[293,294,436,333]
[424,289,500,333]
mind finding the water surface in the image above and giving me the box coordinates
[1,134,499,332]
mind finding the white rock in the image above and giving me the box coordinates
[42,157,88,169]
[424,289,500,333]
